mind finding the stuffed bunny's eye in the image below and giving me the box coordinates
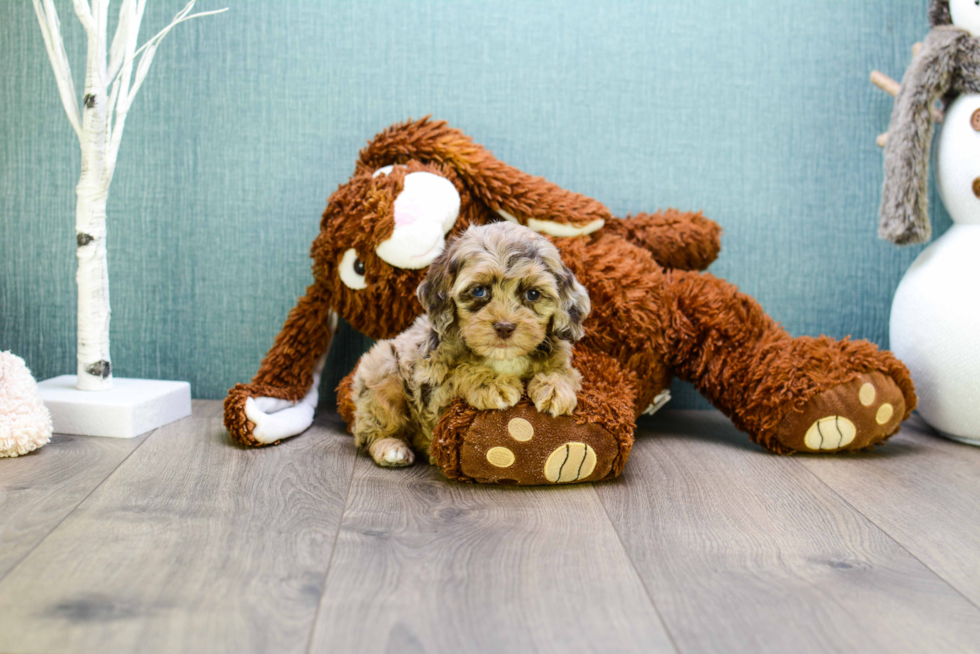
[339,248,367,290]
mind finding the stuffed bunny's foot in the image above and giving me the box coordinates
[774,372,907,453]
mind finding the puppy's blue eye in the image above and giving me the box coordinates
[525,289,541,302]
[471,286,487,298]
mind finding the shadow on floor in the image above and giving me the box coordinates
[637,410,922,460]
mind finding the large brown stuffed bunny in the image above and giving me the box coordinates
[225,118,916,485]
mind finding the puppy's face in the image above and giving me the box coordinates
[419,222,591,360]
[454,254,560,360]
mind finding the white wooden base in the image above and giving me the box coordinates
[37,376,191,439]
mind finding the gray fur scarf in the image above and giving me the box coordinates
[881,12,980,244]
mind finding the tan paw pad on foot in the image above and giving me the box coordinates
[859,383,876,406]
[876,403,894,425]
[486,446,516,468]
[544,443,597,483]
[804,417,856,451]
[507,418,535,442]
[776,373,906,454]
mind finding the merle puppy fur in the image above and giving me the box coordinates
[348,222,591,468]
[882,0,980,244]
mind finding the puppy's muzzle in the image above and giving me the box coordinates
[493,321,516,339]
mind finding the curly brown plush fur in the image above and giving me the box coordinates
[228,118,916,485]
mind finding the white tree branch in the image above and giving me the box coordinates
[102,1,226,186]
[131,4,228,61]
[107,0,136,83]
[72,0,97,34]
[32,0,83,141]
[104,0,139,158]
[103,0,142,185]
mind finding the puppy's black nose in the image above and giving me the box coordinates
[494,321,516,339]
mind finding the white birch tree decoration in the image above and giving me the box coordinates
[32,0,226,391]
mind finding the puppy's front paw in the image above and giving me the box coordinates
[528,372,580,417]
[368,438,415,468]
[464,377,523,411]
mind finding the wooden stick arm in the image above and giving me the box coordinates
[871,70,900,98]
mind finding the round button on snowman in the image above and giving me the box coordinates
[880,0,980,445]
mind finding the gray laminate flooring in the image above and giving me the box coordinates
[1,401,978,654]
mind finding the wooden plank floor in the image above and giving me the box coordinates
[1,401,978,654]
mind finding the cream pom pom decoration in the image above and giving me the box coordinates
[0,352,53,458]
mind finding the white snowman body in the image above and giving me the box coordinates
[890,93,980,444]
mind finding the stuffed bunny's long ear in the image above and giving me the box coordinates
[360,118,612,238]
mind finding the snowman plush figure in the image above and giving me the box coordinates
[881,0,980,444]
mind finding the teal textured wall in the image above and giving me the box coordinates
[0,0,944,409]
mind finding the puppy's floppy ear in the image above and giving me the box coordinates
[416,246,460,338]
[360,117,610,237]
[550,264,591,342]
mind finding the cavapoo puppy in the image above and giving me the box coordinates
[348,222,591,468]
